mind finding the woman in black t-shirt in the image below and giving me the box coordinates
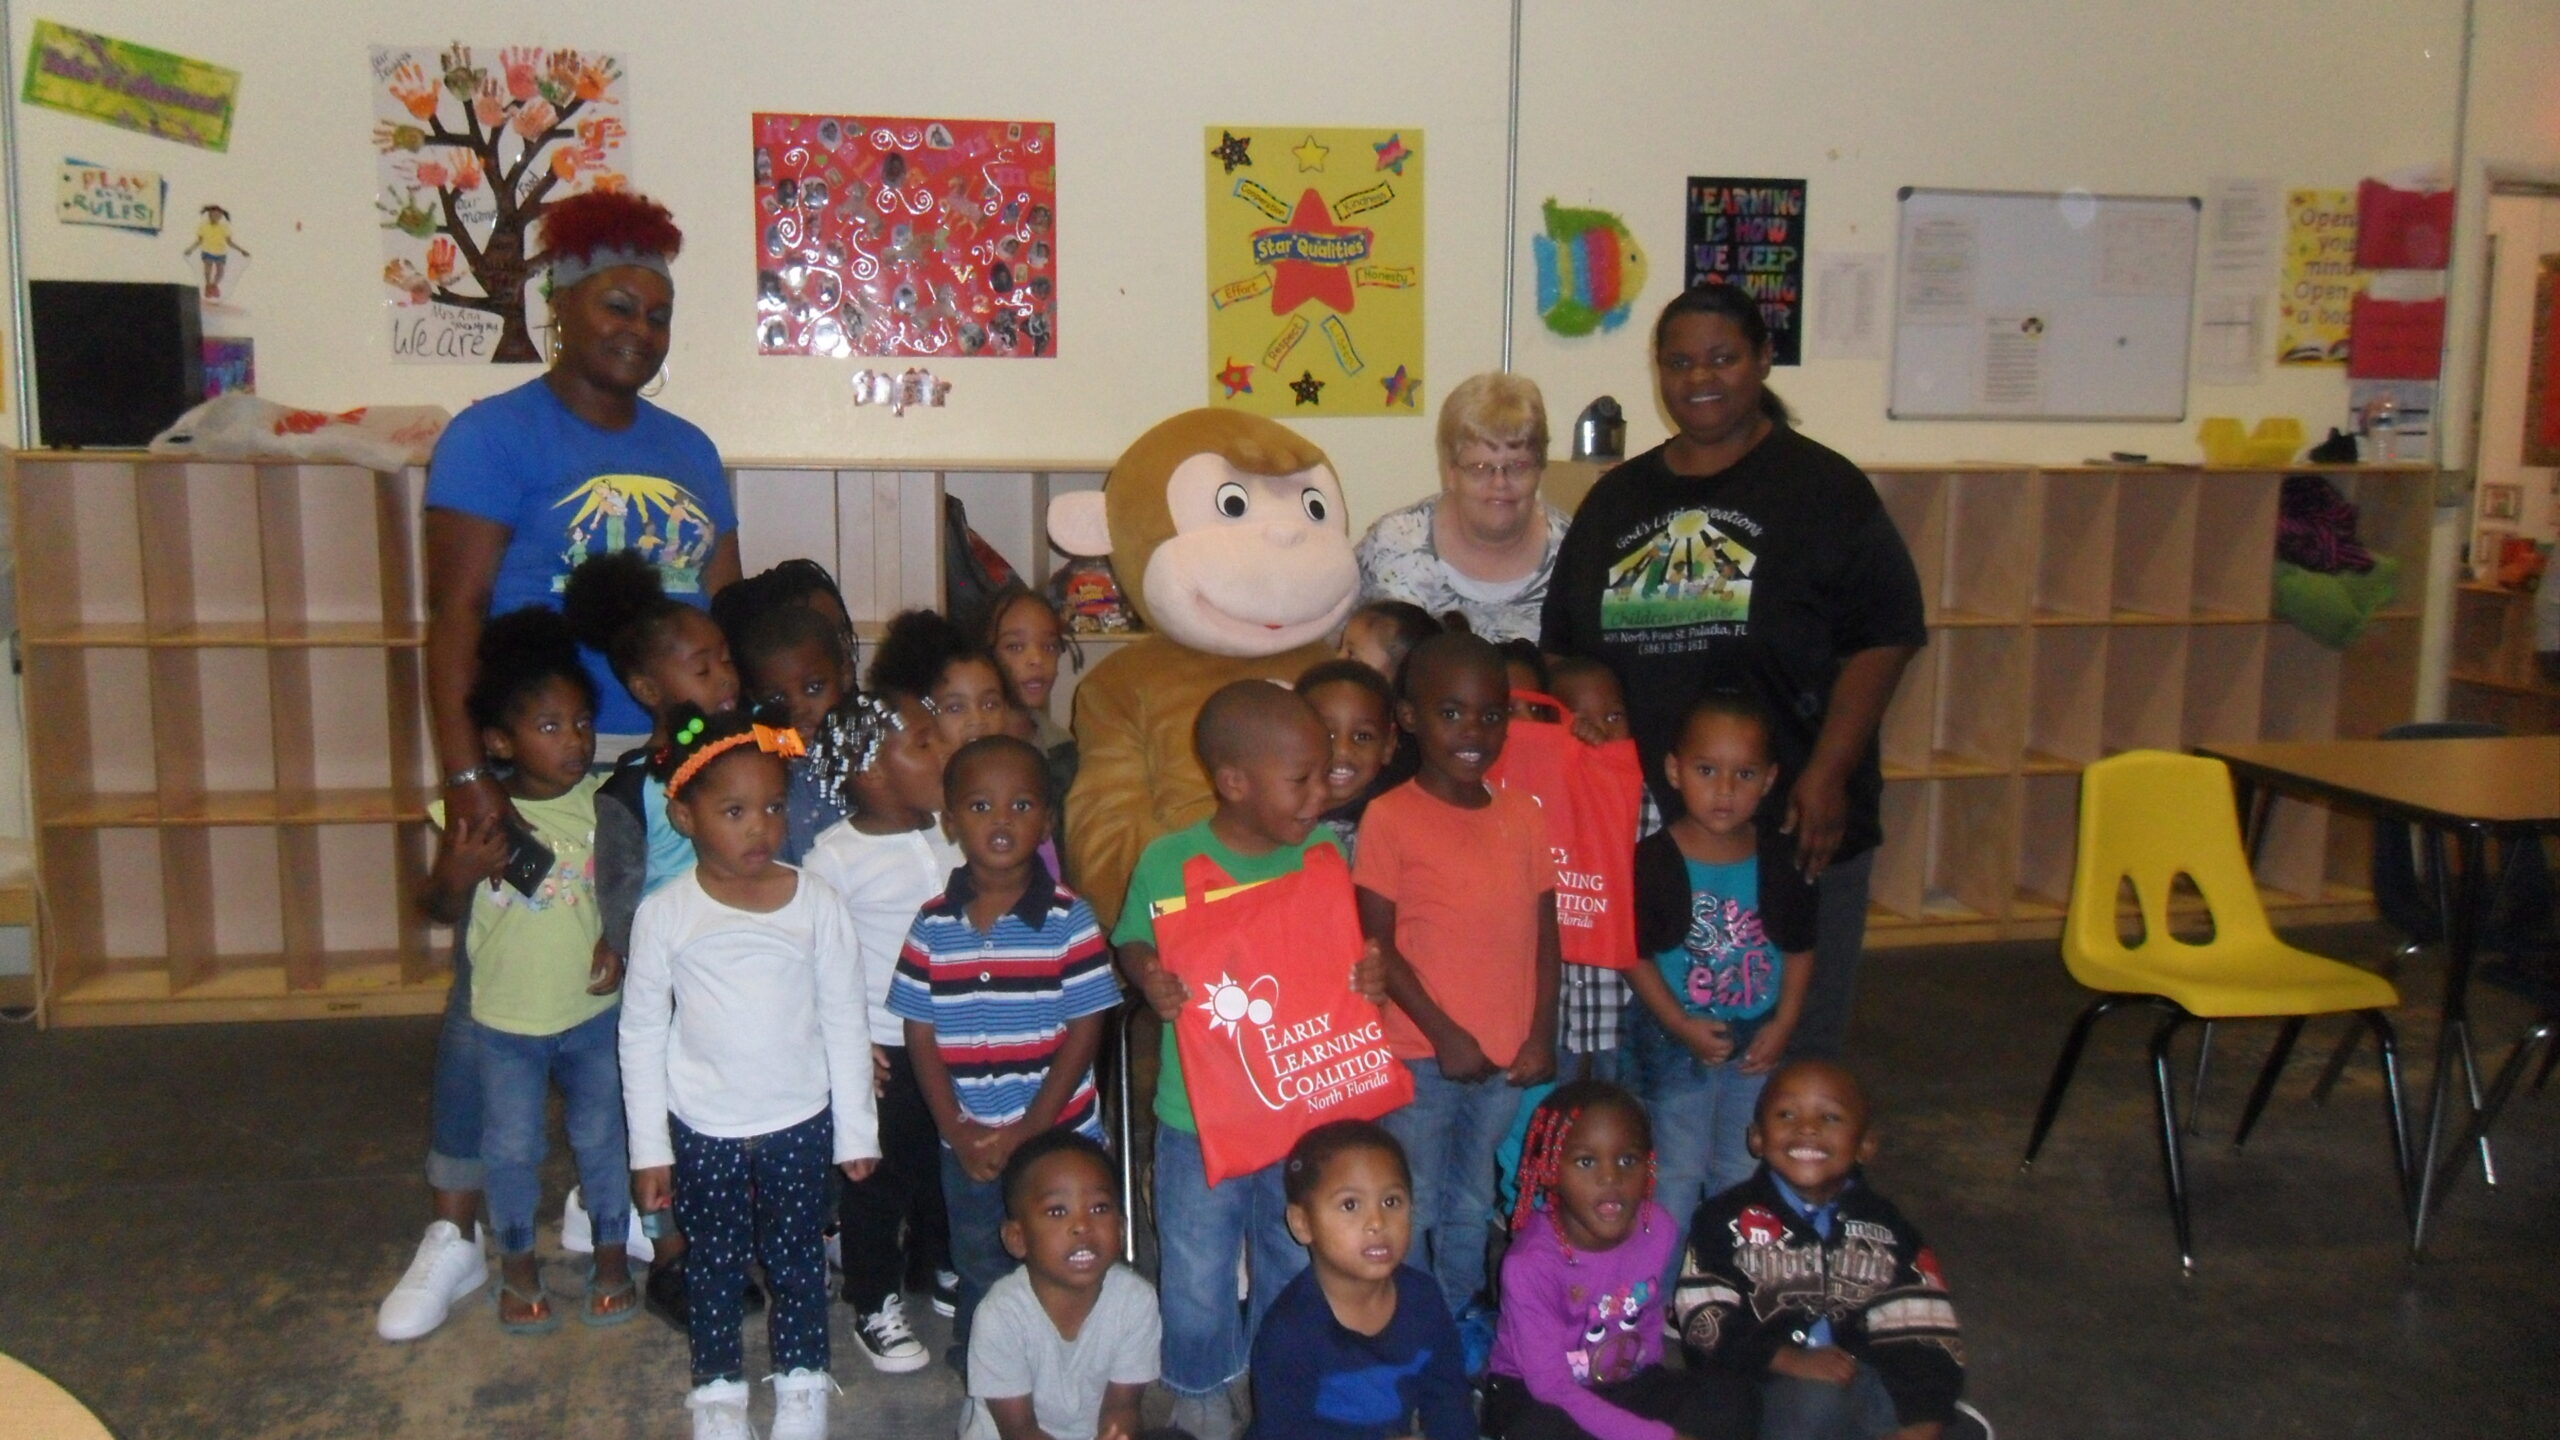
[1541,283,1926,1059]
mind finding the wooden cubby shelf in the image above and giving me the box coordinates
[1863,463,2435,948]
[10,452,2436,1017]
[2447,582,2560,733]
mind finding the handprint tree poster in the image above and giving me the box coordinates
[369,44,632,364]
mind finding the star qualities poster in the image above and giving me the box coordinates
[1204,126,1423,416]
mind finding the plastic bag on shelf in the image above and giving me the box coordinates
[148,393,450,472]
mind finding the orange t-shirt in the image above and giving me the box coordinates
[1353,782,1557,1066]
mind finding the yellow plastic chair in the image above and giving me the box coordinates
[2020,751,2412,1269]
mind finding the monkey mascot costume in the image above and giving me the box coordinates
[1047,408,1362,931]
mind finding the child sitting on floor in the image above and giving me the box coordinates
[962,1130,1178,1440]
[894,735,1121,1369]
[422,607,630,1335]
[1674,1061,1980,1440]
[1484,1083,1756,1440]
[619,705,876,1440]
[1249,1121,1474,1440]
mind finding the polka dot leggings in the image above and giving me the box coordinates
[671,1109,834,1386]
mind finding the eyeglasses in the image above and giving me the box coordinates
[1455,460,1542,482]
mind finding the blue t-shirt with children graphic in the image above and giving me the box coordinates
[424,378,733,735]
[1652,857,1782,1036]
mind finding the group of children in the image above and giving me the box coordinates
[422,560,1978,1440]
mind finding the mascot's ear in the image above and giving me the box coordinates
[1048,490,1113,558]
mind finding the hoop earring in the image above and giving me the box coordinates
[642,361,668,398]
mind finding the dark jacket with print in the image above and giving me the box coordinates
[1673,1166,1965,1426]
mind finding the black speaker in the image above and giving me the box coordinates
[28,280,204,448]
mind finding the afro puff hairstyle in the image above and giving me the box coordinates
[539,190,684,268]
[467,606,598,733]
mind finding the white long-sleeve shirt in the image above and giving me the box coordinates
[800,816,963,1042]
[618,865,876,1170]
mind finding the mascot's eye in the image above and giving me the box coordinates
[1300,487,1329,523]
[1215,482,1250,519]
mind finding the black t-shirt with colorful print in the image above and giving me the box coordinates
[1540,425,1927,862]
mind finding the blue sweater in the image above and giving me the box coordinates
[1247,1264,1474,1440]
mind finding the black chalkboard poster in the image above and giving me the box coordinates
[1684,177,1808,366]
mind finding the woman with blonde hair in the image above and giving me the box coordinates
[1355,371,1570,642]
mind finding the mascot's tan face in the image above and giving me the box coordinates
[1049,409,1361,659]
[1145,452,1356,654]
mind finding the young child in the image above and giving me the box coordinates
[1296,659,1402,859]
[984,584,1080,811]
[892,735,1120,1366]
[620,705,877,1440]
[734,601,852,863]
[872,607,1013,751]
[1549,656,1637,1085]
[1628,694,1816,1225]
[801,691,957,1372]
[562,549,743,1309]
[961,1130,1165,1440]
[1674,1062,1977,1440]
[1116,680,1384,1440]
[1338,598,1441,685]
[1498,639,1557,723]
[1484,1083,1755,1440]
[1249,1121,1474,1440]
[1358,632,1561,1326]
[709,557,855,659]
[422,608,629,1334]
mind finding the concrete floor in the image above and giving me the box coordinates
[1,924,2554,1439]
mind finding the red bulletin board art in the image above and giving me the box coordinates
[752,115,1056,359]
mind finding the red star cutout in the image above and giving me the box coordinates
[1215,358,1254,398]
[1255,188,1367,316]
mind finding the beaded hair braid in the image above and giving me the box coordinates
[809,692,903,805]
[1509,1082,1658,1256]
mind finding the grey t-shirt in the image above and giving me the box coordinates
[961,1264,1160,1440]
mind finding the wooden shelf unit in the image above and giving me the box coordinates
[1864,464,2435,948]
[2447,582,2560,733]
[10,453,439,1026]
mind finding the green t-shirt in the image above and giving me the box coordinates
[429,774,609,1037]
[1113,819,1342,1133]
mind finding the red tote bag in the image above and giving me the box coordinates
[1487,693,1644,970]
[1153,844,1413,1185]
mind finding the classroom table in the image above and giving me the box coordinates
[2196,736,2560,1255]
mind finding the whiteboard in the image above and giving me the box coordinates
[1889,188,2200,421]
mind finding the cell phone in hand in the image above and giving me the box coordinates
[497,815,555,898]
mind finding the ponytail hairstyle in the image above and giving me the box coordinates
[646,699,802,801]
[1652,282,1791,426]
[560,549,695,689]
[1510,1081,1656,1255]
[467,605,598,733]
[866,607,991,702]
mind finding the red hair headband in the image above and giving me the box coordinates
[665,722,804,799]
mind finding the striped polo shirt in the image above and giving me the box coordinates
[888,857,1120,1138]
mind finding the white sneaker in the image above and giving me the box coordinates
[767,1369,838,1440]
[559,1185,654,1263]
[852,1294,931,1373]
[375,1219,487,1341]
[686,1378,757,1440]
[1169,1385,1240,1440]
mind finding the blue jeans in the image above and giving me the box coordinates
[478,1005,629,1256]
[1153,1122,1303,1396]
[673,1110,834,1386]
[1379,1058,1529,1316]
[941,1145,1016,1351]
[425,936,484,1193]
[1628,1005,1768,1233]
[1760,1363,1904,1440]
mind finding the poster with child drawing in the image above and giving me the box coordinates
[369,43,632,364]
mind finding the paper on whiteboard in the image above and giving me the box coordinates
[1980,314,2047,410]
[2203,178,2280,283]
[2195,291,2266,386]
[1899,217,1977,319]
[2095,211,2190,297]
[1807,252,1885,360]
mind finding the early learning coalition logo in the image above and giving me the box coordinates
[1198,973,1397,1113]
[1601,509,1756,630]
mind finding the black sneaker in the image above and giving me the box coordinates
[930,1268,961,1319]
[1949,1401,1994,1440]
[643,1254,765,1332]
[852,1295,931,1373]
